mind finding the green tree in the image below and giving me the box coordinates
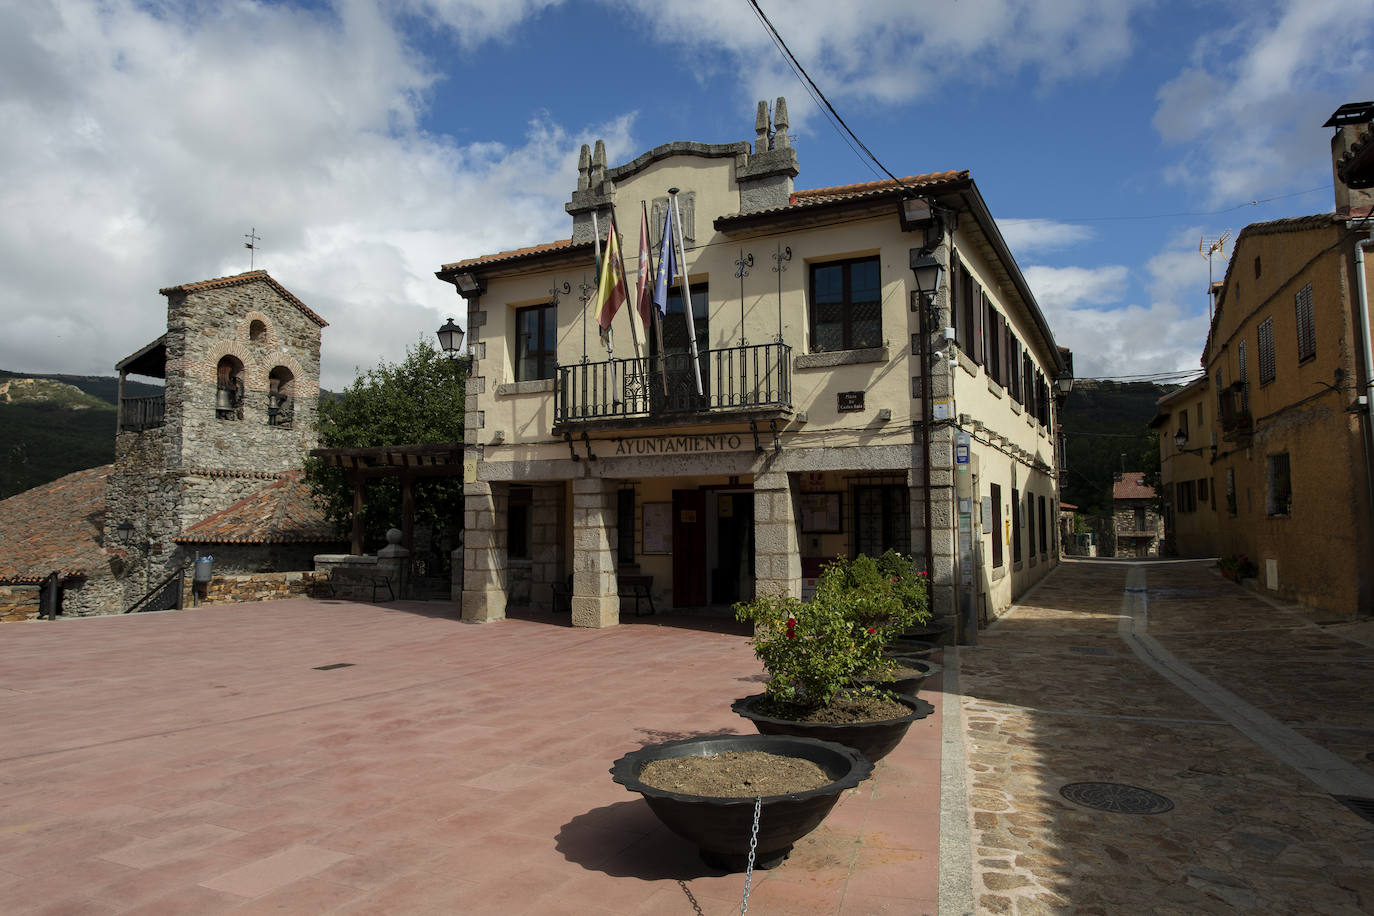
[305,339,466,550]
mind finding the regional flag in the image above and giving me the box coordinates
[635,202,654,329]
[652,206,674,315]
[595,218,628,338]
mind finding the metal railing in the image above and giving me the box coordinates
[124,567,185,614]
[556,342,791,424]
[119,395,165,431]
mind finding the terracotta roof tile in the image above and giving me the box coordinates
[0,466,111,580]
[790,172,968,205]
[1113,474,1156,500]
[175,471,344,545]
[441,238,584,272]
[158,270,328,328]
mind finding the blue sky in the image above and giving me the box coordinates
[1,0,1371,390]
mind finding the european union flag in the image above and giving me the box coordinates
[652,207,674,315]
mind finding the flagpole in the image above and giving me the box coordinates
[669,188,703,397]
[615,206,643,361]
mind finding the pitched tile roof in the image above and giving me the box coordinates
[174,471,344,544]
[0,465,111,581]
[1113,474,1156,500]
[440,238,586,272]
[158,270,328,328]
[789,172,969,207]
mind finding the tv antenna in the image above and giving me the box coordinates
[1199,231,1230,323]
[244,227,261,270]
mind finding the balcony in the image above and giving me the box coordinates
[555,342,792,429]
[1219,385,1252,442]
[119,395,165,432]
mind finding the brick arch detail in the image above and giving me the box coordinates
[239,311,278,349]
[203,341,260,389]
[264,353,315,398]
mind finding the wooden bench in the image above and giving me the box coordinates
[549,574,655,617]
[618,575,656,617]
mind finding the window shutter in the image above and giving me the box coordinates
[1257,316,1275,384]
[1238,340,1249,411]
[972,287,985,366]
[1295,283,1315,361]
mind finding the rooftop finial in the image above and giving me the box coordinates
[577,144,591,191]
[773,97,790,150]
[755,100,770,152]
[591,140,606,186]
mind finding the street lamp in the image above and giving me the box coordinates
[1174,430,1188,450]
[115,521,135,546]
[1056,373,1074,396]
[437,318,464,357]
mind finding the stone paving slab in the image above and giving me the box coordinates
[0,599,942,915]
[959,559,1374,915]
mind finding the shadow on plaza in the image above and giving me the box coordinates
[555,801,729,880]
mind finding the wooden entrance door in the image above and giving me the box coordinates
[672,488,707,607]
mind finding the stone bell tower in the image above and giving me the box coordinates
[103,271,327,612]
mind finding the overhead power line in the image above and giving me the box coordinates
[745,0,906,189]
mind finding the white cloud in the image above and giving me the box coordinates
[1024,230,1217,380]
[0,0,634,390]
[999,219,1095,256]
[1153,0,1374,204]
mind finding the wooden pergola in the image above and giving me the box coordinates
[309,444,464,556]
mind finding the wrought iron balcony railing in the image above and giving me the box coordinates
[556,342,792,425]
[119,395,165,431]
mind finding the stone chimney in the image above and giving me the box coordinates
[1327,103,1374,217]
[737,96,799,214]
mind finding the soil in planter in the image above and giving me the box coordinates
[639,751,833,797]
[756,693,911,725]
[859,660,925,681]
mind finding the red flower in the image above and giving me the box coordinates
[786,629,797,639]
[867,627,876,635]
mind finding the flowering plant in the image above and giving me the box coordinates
[734,552,929,708]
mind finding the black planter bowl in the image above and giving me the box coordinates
[901,619,953,641]
[858,658,943,695]
[732,692,934,764]
[610,734,873,872]
[885,638,938,658]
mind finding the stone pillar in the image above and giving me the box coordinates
[376,527,409,597]
[462,481,508,623]
[754,471,801,599]
[927,432,958,621]
[571,477,618,628]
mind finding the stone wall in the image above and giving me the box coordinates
[186,570,329,605]
[0,584,39,622]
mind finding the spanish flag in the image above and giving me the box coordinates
[595,217,628,342]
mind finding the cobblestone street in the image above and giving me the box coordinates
[950,558,1374,915]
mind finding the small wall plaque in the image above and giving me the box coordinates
[837,391,865,412]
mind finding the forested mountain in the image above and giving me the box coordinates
[0,370,162,499]
[1059,380,1173,518]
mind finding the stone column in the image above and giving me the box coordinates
[571,477,618,628]
[927,433,958,621]
[754,471,801,599]
[462,480,507,623]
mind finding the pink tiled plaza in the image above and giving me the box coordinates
[0,600,941,915]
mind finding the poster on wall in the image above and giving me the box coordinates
[800,492,842,533]
[642,502,672,554]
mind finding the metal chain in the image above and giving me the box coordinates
[740,795,762,914]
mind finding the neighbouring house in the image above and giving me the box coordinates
[1171,105,1374,618]
[1150,375,1221,557]
[0,466,112,620]
[1111,472,1162,558]
[437,98,1070,637]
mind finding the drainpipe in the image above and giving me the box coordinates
[1354,234,1374,572]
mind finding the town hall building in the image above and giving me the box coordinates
[439,99,1070,638]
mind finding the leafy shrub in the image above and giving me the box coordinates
[734,553,930,708]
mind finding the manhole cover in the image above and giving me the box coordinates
[1059,782,1174,814]
[313,663,355,671]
